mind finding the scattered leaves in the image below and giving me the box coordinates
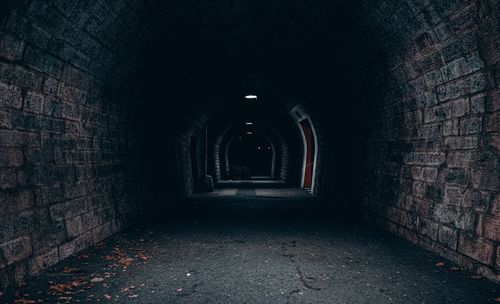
[49,278,86,295]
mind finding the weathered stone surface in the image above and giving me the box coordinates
[0,237,32,268]
[458,234,494,265]
[28,248,59,275]
[438,225,458,249]
[482,216,500,242]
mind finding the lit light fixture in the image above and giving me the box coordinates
[246,132,253,135]
[245,95,257,100]
[245,122,253,125]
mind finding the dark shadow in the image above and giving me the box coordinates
[0,1,10,24]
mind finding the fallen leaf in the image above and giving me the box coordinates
[104,294,112,300]
[58,296,72,301]
[0,291,3,297]
[176,288,183,292]
[91,277,104,283]
[137,252,148,261]
[435,262,445,267]
[14,299,36,304]
[70,278,86,287]
[118,258,134,267]
[62,267,78,273]
[79,254,90,259]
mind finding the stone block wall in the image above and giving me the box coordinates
[0,0,165,288]
[358,0,499,282]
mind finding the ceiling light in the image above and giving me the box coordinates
[245,95,257,100]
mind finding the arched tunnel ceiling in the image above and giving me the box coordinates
[3,0,486,111]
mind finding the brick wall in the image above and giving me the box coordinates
[357,0,499,282]
[0,0,167,288]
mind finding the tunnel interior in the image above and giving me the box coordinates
[0,0,499,295]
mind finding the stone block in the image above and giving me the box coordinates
[471,169,499,191]
[65,215,85,238]
[444,136,478,150]
[482,216,500,242]
[443,119,459,136]
[458,233,494,265]
[0,148,23,167]
[23,91,44,114]
[0,236,32,268]
[0,34,25,61]
[49,197,88,221]
[438,225,458,249]
[442,168,469,186]
[460,116,482,135]
[0,81,22,109]
[58,232,92,260]
[447,151,474,168]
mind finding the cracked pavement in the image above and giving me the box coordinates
[2,184,499,303]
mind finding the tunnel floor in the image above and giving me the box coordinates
[3,183,499,303]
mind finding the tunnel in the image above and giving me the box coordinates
[0,0,499,303]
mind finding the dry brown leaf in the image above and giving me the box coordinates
[104,294,112,300]
[62,267,78,273]
[435,262,445,267]
[118,257,135,267]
